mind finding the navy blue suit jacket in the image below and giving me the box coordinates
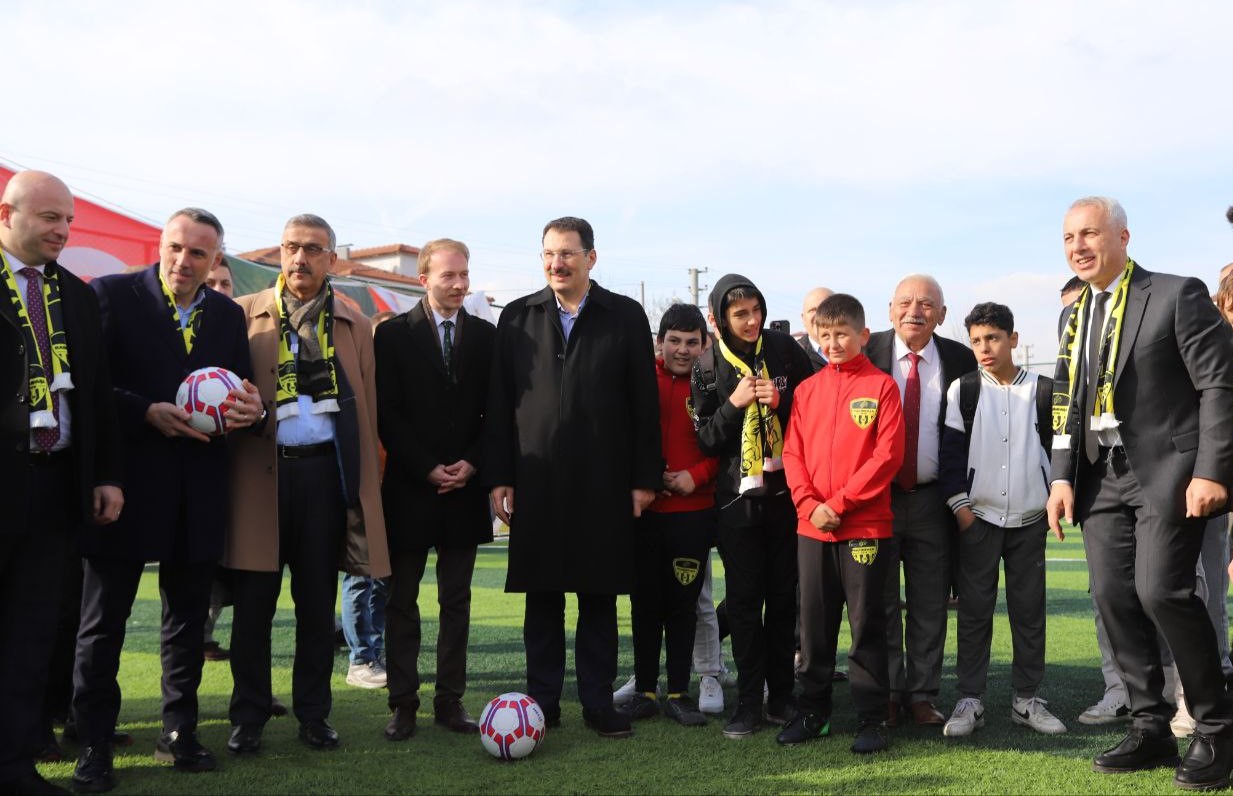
[80,265,253,563]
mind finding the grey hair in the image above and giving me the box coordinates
[894,273,945,306]
[284,213,336,250]
[167,207,224,248]
[1069,196,1128,231]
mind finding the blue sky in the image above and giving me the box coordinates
[4,0,1231,362]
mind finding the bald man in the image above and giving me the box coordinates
[1,171,122,794]
[798,287,833,373]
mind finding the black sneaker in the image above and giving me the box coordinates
[723,705,763,739]
[776,712,830,745]
[852,722,889,754]
[663,695,707,727]
[616,693,660,721]
[582,707,634,738]
[765,697,799,726]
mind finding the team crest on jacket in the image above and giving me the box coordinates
[849,398,878,429]
[848,539,878,565]
[673,557,701,585]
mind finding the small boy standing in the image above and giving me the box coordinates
[938,302,1067,738]
[781,294,905,754]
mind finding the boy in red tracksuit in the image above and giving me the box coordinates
[619,304,719,727]
[780,293,905,754]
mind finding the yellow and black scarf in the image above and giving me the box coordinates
[1051,259,1135,450]
[274,273,339,420]
[717,335,784,494]
[157,269,204,354]
[1,250,72,430]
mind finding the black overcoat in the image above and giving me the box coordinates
[485,282,662,594]
[375,301,495,553]
[80,265,252,563]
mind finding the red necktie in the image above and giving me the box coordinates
[896,352,921,490]
[20,267,61,452]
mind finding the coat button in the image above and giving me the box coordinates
[16,344,23,355]
[16,394,25,404]
[557,354,565,360]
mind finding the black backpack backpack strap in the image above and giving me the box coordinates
[957,370,982,460]
[1034,374,1055,453]
[692,344,719,396]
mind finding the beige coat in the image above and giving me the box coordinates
[224,287,390,578]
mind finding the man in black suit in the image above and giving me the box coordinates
[70,209,262,793]
[797,286,832,373]
[1047,197,1233,789]
[1,170,123,796]
[376,238,495,741]
[865,274,976,727]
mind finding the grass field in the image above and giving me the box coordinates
[35,534,1203,794]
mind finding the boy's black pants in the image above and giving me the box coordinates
[630,509,713,694]
[797,534,889,725]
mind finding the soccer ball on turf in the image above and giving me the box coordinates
[479,692,546,760]
[176,366,242,436]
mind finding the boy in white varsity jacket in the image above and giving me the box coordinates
[937,302,1067,738]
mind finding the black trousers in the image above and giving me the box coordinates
[954,517,1047,700]
[386,545,478,711]
[1078,447,1233,738]
[0,455,72,782]
[42,543,84,734]
[883,483,953,702]
[524,591,617,717]
[72,556,214,743]
[229,453,345,727]
[630,509,711,694]
[716,494,798,710]
[797,535,889,723]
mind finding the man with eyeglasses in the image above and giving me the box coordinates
[223,214,390,754]
[487,216,661,738]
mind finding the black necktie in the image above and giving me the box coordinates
[1084,292,1110,464]
[442,319,454,375]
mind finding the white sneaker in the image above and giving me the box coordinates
[613,675,638,705]
[1011,695,1067,735]
[1077,691,1131,725]
[1171,693,1197,738]
[943,697,985,737]
[698,675,724,715]
[346,660,387,689]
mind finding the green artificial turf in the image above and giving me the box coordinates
[37,533,1198,794]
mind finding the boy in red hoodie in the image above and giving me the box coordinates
[619,304,719,727]
[781,294,905,753]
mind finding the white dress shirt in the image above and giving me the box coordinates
[892,334,942,484]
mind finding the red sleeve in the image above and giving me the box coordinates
[827,376,905,517]
[783,383,823,525]
[685,455,719,489]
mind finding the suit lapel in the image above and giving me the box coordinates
[409,301,448,378]
[1114,268,1151,390]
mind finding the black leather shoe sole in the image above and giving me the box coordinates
[1175,773,1230,791]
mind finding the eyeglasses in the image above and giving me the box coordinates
[281,242,332,256]
[541,249,590,263]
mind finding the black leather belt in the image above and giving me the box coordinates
[30,449,70,466]
[277,442,335,459]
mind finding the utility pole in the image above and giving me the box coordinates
[1020,343,1035,370]
[640,281,645,307]
[688,267,708,307]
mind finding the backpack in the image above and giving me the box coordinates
[957,371,1054,459]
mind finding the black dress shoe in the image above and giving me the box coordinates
[270,697,288,718]
[2,770,71,795]
[226,724,263,755]
[385,707,417,741]
[1093,728,1180,773]
[154,729,216,772]
[582,707,634,738]
[71,744,114,794]
[776,712,830,745]
[202,641,229,662]
[298,719,340,750]
[851,722,890,754]
[434,700,479,735]
[1175,732,1233,790]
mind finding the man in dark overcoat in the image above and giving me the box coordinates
[377,238,496,740]
[71,208,262,792]
[0,170,123,795]
[486,216,661,738]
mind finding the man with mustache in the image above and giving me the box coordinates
[865,274,976,728]
[487,216,661,737]
[1,170,122,796]
[377,238,495,740]
[224,214,390,754]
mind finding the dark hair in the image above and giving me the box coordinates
[542,216,594,251]
[657,303,706,341]
[1227,206,1233,226]
[813,293,865,330]
[168,207,224,246]
[1060,275,1084,295]
[964,302,1015,335]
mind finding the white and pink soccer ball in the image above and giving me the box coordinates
[176,366,241,436]
[479,692,546,760]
